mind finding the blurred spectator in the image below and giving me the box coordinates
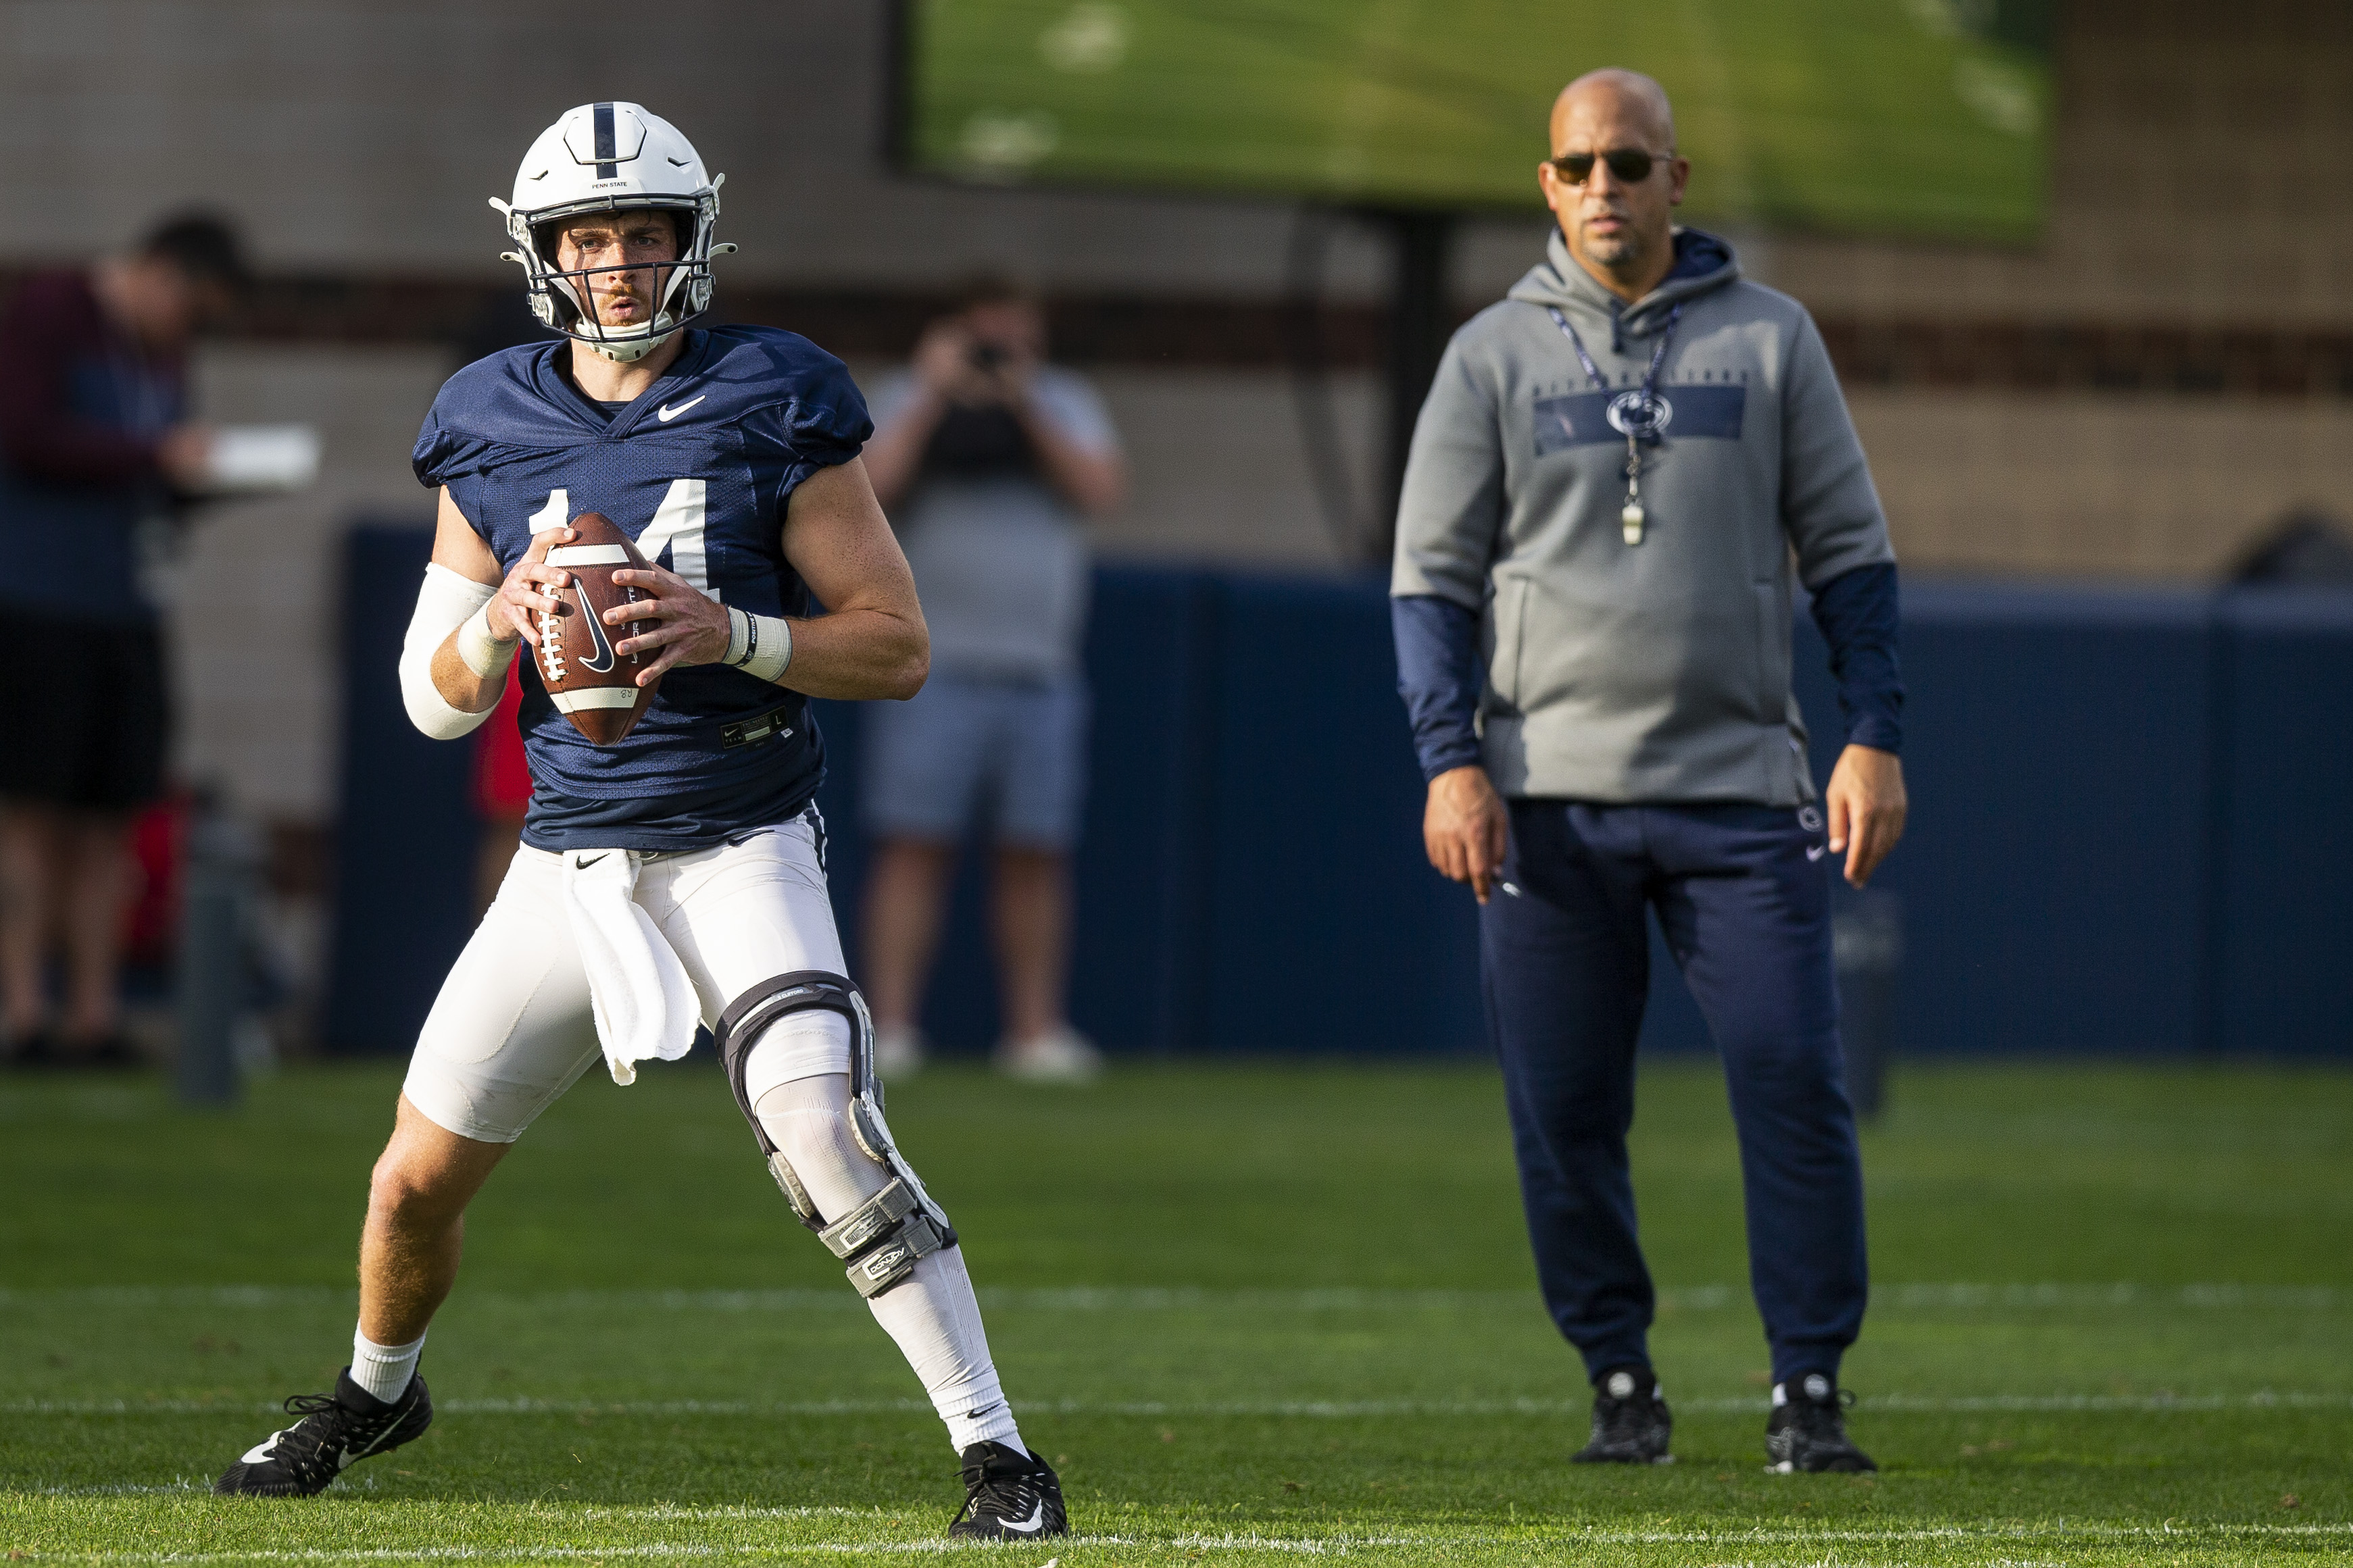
[0,213,246,1066]
[858,278,1126,1082]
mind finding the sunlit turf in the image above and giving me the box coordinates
[4,1057,2349,1564]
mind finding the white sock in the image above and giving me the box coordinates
[350,1327,425,1404]
[870,1246,1026,1455]
[751,1069,1026,1457]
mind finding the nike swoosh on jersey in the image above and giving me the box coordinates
[657,395,706,422]
[1806,844,1829,861]
[998,1501,1048,1535]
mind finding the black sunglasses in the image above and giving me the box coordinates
[1549,148,1668,185]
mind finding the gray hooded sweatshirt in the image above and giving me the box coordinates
[1391,228,1894,805]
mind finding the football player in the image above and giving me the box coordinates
[212,103,1067,1541]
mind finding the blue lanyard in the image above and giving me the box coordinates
[1545,304,1680,440]
[1547,304,1681,544]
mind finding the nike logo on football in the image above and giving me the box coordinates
[578,595,618,674]
[656,395,705,422]
[1806,844,1829,861]
[998,1500,1048,1535]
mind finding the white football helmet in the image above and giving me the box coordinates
[491,102,737,362]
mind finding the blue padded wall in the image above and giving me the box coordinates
[2212,591,2353,1057]
[1196,574,1483,1055]
[328,553,2352,1060]
[1876,586,2217,1055]
[322,527,482,1054]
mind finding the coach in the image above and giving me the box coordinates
[1391,69,1904,1473]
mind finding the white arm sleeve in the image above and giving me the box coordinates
[399,563,503,740]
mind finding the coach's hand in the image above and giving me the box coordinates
[1425,765,1510,905]
[493,525,576,647]
[607,564,732,684]
[1825,744,1907,888]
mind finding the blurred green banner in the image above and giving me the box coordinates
[899,0,2053,241]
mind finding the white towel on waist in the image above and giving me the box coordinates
[562,848,699,1085]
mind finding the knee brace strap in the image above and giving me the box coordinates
[716,971,863,1232]
[820,1175,952,1298]
[716,971,862,1163]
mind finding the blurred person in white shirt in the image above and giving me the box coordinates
[859,278,1125,1083]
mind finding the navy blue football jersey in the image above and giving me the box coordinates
[412,326,873,851]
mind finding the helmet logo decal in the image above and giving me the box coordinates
[593,101,618,178]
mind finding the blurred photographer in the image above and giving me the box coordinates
[859,278,1125,1082]
[0,213,246,1067]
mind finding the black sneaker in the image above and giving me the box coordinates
[946,1441,1067,1540]
[1572,1364,1673,1464]
[1765,1373,1876,1473]
[214,1368,432,1496]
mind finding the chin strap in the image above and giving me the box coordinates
[584,315,678,363]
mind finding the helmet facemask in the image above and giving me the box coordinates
[497,191,726,363]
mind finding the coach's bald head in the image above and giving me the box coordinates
[1551,69,1676,153]
[1538,68,1690,303]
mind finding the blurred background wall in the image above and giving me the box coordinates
[3,0,2347,1054]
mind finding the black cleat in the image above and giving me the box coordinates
[947,1441,1068,1540]
[214,1368,432,1496]
[1572,1364,1674,1464]
[1765,1373,1877,1473]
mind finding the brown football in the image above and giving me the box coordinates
[535,511,661,744]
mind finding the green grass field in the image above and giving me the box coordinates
[5,1057,2350,1565]
[906,0,2053,240]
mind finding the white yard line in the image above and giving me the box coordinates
[0,1283,2342,1312]
[9,1391,2349,1418]
[16,1521,2353,1563]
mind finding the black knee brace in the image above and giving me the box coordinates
[714,970,955,1297]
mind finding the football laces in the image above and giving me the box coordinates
[539,607,567,681]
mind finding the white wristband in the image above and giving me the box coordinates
[726,607,793,684]
[747,617,793,683]
[454,601,519,681]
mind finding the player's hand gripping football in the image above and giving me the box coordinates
[1425,763,1511,905]
[605,563,733,684]
[490,524,578,648]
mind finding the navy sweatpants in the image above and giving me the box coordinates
[1481,800,1867,1386]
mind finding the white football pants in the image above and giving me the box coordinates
[401,815,1020,1452]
